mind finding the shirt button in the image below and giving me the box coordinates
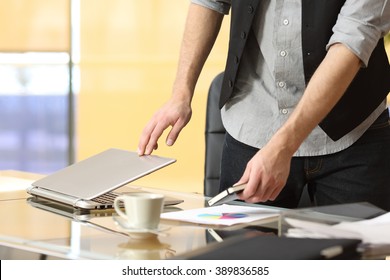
[280,50,287,57]
[281,108,289,115]
[278,81,285,88]
[283,19,289,25]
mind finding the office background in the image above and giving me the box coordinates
[0,0,389,194]
[0,0,230,194]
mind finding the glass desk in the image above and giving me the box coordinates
[3,170,386,260]
[0,170,279,260]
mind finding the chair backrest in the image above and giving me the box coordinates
[204,72,226,197]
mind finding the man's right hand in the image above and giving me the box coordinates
[138,3,224,156]
[137,94,192,155]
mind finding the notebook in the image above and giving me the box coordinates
[207,183,246,206]
[27,148,181,210]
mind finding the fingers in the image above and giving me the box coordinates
[166,118,187,147]
[138,116,165,155]
[148,121,171,154]
[138,120,169,155]
[138,96,192,155]
[138,120,158,155]
[236,163,284,203]
[138,116,188,155]
[244,179,284,203]
[249,177,284,202]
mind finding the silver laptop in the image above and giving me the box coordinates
[27,148,180,210]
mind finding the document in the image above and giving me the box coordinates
[335,212,390,244]
[161,204,280,226]
[285,212,390,245]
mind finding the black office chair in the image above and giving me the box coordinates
[204,72,226,197]
[203,72,313,207]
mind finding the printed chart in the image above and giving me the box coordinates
[161,204,280,226]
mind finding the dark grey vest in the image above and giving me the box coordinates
[220,0,390,141]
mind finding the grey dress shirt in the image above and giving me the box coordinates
[192,0,390,156]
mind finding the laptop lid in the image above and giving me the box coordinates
[27,148,176,207]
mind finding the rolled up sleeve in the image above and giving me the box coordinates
[326,0,390,67]
[191,0,231,15]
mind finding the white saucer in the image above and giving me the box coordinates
[113,216,169,239]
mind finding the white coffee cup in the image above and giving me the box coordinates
[114,193,164,230]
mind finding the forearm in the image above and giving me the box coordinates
[271,43,362,155]
[172,3,224,103]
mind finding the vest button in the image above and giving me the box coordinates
[240,31,246,39]
[248,5,254,14]
[229,80,233,88]
[234,56,239,64]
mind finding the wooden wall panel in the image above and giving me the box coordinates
[0,0,69,51]
[78,0,230,193]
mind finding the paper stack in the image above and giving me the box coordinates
[285,212,390,258]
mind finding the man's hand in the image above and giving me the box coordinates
[138,95,192,155]
[236,138,292,203]
[138,4,223,156]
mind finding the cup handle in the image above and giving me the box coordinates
[114,196,127,220]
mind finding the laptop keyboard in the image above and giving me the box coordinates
[90,191,182,209]
[91,192,118,205]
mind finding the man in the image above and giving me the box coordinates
[138,0,390,210]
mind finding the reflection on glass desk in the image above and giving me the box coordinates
[0,171,280,260]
